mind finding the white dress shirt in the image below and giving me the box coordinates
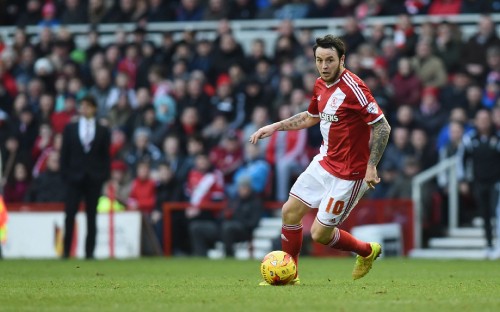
[79,117,96,152]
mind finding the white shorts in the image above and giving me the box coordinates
[289,155,369,227]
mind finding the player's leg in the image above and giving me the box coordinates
[259,155,324,285]
[283,155,326,273]
[281,196,310,273]
[314,178,381,279]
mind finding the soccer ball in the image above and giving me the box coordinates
[260,250,296,285]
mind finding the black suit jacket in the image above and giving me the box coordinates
[60,121,111,183]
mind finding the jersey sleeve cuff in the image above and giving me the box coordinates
[367,114,384,125]
[307,111,319,118]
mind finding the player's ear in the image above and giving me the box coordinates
[340,55,345,67]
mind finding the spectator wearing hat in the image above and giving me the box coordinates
[97,161,129,213]
[209,74,246,129]
[189,176,262,257]
[38,2,59,29]
[414,87,448,140]
[60,95,111,259]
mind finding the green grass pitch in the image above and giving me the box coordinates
[1,257,499,312]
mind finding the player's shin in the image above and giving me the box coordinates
[281,224,303,277]
[327,227,371,257]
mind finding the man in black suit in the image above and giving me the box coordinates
[60,95,111,259]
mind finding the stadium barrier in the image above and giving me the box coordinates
[1,14,499,58]
[5,203,141,259]
[162,199,414,257]
[1,200,414,257]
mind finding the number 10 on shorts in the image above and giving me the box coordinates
[325,198,345,214]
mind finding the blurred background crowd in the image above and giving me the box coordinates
[1,0,500,254]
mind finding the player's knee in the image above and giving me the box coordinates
[282,202,303,224]
[310,229,330,245]
[310,223,332,245]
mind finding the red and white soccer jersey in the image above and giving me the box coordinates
[307,69,384,180]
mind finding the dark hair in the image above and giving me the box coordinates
[313,35,346,58]
[80,95,98,107]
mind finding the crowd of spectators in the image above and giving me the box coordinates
[2,0,500,27]
[1,1,500,253]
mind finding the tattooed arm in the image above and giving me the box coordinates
[365,116,391,189]
[249,111,319,144]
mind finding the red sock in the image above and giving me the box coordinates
[281,224,303,275]
[328,228,371,257]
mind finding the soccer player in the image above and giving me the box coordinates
[250,35,391,284]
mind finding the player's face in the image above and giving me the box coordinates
[315,47,345,84]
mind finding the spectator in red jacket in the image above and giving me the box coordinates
[185,153,225,221]
[390,57,422,108]
[117,44,140,89]
[209,130,243,184]
[128,161,156,214]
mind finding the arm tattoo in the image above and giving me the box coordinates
[278,112,310,131]
[368,117,391,167]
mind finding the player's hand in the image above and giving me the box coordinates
[364,165,381,189]
[249,124,279,144]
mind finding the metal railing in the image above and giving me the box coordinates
[1,13,500,53]
[411,156,458,249]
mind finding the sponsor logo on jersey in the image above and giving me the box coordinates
[319,112,339,122]
[367,102,379,114]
